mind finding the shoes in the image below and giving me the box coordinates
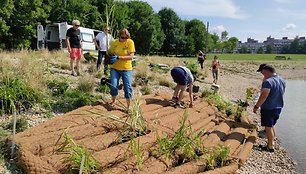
[175,102,185,109]
[71,71,76,76]
[77,72,81,76]
[172,96,178,101]
[259,144,274,152]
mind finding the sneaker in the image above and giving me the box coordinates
[172,96,178,101]
[259,145,274,152]
[71,71,76,76]
[175,102,185,109]
[77,72,81,76]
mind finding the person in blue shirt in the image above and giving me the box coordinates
[253,64,286,152]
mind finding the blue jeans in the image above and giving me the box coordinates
[110,68,133,99]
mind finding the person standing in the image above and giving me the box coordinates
[94,26,114,72]
[253,64,286,152]
[108,29,135,109]
[170,66,194,108]
[66,19,82,76]
[211,55,220,84]
[197,50,205,70]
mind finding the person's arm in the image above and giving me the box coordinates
[253,88,270,113]
[118,52,134,60]
[94,37,100,51]
[66,36,71,53]
[189,83,193,108]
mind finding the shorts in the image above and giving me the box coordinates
[260,108,282,127]
[70,48,82,60]
[171,67,188,85]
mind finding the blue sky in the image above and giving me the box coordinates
[141,0,306,42]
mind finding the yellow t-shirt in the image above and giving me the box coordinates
[110,39,136,70]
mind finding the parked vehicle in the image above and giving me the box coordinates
[37,22,101,53]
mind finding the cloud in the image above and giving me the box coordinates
[282,23,297,31]
[211,25,226,34]
[142,0,247,19]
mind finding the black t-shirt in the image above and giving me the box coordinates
[66,27,81,48]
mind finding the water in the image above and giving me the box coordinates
[277,80,306,174]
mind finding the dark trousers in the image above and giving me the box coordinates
[97,51,107,71]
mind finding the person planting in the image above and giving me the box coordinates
[170,66,195,108]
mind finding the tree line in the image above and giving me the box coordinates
[0,0,239,55]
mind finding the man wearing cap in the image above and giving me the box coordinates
[253,64,286,152]
[94,26,114,73]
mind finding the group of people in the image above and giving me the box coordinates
[66,20,286,153]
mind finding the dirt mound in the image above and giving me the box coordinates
[9,93,257,174]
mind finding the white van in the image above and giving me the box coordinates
[37,22,101,52]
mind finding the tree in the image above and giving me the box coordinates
[266,44,273,54]
[289,38,300,54]
[209,33,219,52]
[0,0,14,49]
[185,19,206,53]
[239,45,249,54]
[158,8,185,56]
[221,31,228,42]
[126,1,164,55]
[226,37,239,53]
[257,47,264,54]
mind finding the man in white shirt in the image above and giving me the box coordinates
[94,27,114,73]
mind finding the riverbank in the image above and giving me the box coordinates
[201,60,305,174]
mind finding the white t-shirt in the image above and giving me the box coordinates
[178,66,194,84]
[95,32,114,51]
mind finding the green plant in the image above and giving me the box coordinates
[126,136,143,170]
[0,129,10,162]
[156,111,205,164]
[0,76,40,115]
[158,78,172,87]
[55,129,101,174]
[140,85,151,95]
[95,85,110,94]
[184,61,200,78]
[205,145,230,170]
[47,78,69,96]
[3,117,28,133]
[77,75,95,93]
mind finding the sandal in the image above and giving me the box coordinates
[259,145,274,152]
[106,102,116,110]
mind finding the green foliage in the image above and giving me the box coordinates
[47,78,69,96]
[0,129,10,162]
[0,77,40,114]
[95,85,110,94]
[55,130,101,174]
[184,61,200,78]
[77,75,95,93]
[206,145,230,170]
[140,85,151,95]
[185,19,206,53]
[156,111,205,163]
[52,90,101,113]
[2,117,28,133]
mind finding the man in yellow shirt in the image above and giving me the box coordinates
[108,29,136,109]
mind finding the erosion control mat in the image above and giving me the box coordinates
[8,93,257,174]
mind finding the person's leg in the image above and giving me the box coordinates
[110,68,120,103]
[97,51,103,70]
[265,126,274,148]
[102,51,108,75]
[173,84,180,98]
[121,70,133,109]
[212,70,216,83]
[70,58,75,75]
[76,59,81,75]
[178,85,187,104]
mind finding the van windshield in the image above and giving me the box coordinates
[82,33,93,42]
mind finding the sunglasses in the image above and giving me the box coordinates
[120,36,128,39]
[74,25,80,27]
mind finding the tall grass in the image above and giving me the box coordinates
[205,145,230,170]
[156,111,205,164]
[55,129,101,173]
[77,75,95,93]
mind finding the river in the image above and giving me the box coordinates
[277,80,306,174]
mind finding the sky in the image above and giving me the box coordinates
[140,0,306,42]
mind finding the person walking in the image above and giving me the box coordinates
[211,55,220,84]
[253,64,286,152]
[94,26,114,72]
[66,19,82,76]
[108,29,135,110]
[197,50,205,70]
[170,66,194,108]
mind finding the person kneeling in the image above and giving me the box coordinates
[170,66,194,108]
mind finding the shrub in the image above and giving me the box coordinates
[185,62,200,78]
[95,85,110,94]
[140,85,151,95]
[77,75,95,93]
[47,78,69,96]
[206,145,230,170]
[2,117,28,133]
[0,77,40,114]
[158,78,172,87]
